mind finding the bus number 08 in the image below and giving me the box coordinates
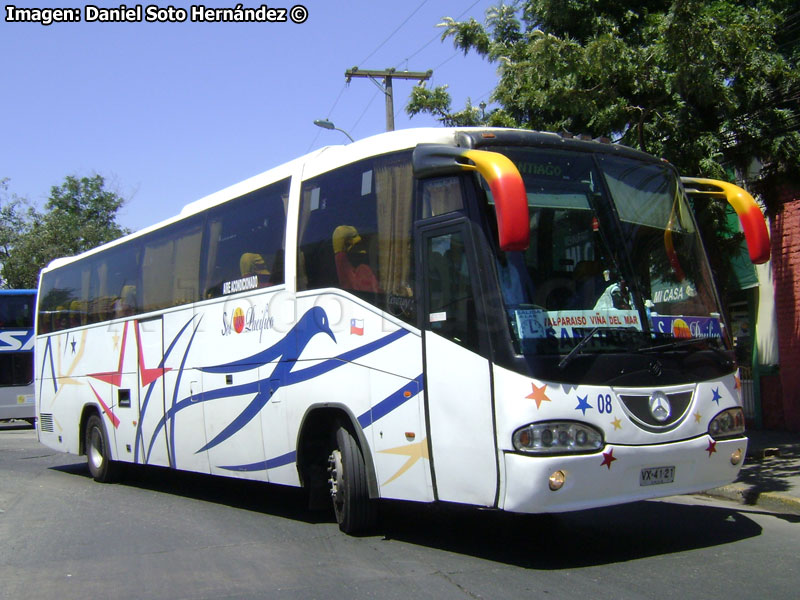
[597,393,612,414]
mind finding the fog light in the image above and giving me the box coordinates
[731,448,743,466]
[549,470,566,491]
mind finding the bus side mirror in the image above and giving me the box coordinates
[413,144,530,252]
[681,177,771,264]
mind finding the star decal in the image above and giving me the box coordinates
[694,410,703,423]
[134,323,172,386]
[610,417,622,430]
[711,387,722,405]
[706,439,717,456]
[71,338,77,354]
[526,383,551,409]
[575,394,592,415]
[44,331,88,401]
[379,438,430,485]
[87,321,172,429]
[88,322,130,387]
[89,321,171,389]
[600,449,617,470]
[88,383,121,429]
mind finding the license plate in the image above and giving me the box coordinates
[640,466,675,486]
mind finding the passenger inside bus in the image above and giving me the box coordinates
[332,225,379,293]
[569,260,605,309]
[239,252,271,286]
[113,285,137,318]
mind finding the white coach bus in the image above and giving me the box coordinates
[35,128,769,533]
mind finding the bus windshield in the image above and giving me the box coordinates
[488,147,727,360]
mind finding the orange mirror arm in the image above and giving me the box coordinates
[462,149,529,251]
[682,177,771,264]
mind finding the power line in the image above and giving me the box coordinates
[324,0,491,140]
[398,0,486,68]
[345,68,433,131]
[308,82,349,152]
[350,88,381,132]
[326,83,348,119]
[359,0,429,65]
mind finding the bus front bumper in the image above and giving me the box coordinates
[501,435,747,514]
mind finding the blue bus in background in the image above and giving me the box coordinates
[0,289,36,425]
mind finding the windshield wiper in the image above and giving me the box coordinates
[558,326,636,369]
[558,327,601,369]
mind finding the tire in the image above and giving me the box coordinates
[85,414,119,483]
[328,426,375,534]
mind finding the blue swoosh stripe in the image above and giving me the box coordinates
[282,328,409,386]
[217,371,423,473]
[357,373,424,428]
[218,450,297,473]
[196,328,411,453]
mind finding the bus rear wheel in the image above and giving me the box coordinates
[85,414,119,483]
[327,426,375,534]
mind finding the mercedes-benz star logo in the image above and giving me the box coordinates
[649,391,672,423]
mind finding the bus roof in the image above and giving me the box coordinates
[40,127,655,274]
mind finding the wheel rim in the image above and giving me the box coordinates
[328,449,344,519]
[88,426,105,471]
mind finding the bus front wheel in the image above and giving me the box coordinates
[85,414,119,483]
[327,426,375,534]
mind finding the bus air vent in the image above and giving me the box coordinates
[39,413,55,433]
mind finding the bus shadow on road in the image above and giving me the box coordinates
[52,461,334,525]
[375,497,770,569]
[53,460,772,568]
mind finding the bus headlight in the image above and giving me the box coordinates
[708,407,745,439]
[513,421,603,455]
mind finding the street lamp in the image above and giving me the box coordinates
[313,119,354,143]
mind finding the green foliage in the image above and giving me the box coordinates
[0,175,130,289]
[407,0,799,211]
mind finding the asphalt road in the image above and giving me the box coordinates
[1,422,798,600]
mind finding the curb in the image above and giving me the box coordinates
[702,483,800,515]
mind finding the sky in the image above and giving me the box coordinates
[1,0,501,232]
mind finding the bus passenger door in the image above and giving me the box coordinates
[419,223,499,507]
[135,317,170,467]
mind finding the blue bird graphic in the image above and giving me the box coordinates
[146,307,336,459]
[195,306,335,452]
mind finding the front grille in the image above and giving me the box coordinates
[39,413,55,432]
[617,390,693,432]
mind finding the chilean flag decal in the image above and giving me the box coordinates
[350,318,364,336]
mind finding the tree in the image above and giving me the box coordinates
[0,175,130,289]
[407,0,800,211]
[0,179,38,289]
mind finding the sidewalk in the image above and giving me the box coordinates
[703,429,800,514]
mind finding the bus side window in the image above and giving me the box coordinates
[298,152,417,324]
[203,178,288,299]
[422,177,463,218]
[141,218,202,312]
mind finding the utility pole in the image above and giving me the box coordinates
[345,67,432,132]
